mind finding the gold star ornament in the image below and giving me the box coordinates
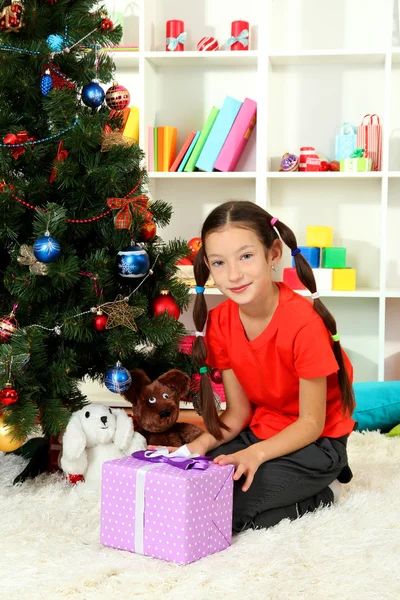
[101,296,144,333]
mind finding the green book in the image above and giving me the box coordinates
[184,106,220,172]
[154,127,158,172]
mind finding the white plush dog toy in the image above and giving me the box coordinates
[60,404,147,488]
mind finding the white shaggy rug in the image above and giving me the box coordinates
[1,431,400,600]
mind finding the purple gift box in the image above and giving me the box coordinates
[100,452,234,565]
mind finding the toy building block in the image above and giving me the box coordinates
[306,226,334,248]
[291,246,320,268]
[322,247,347,269]
[283,267,306,290]
[332,268,356,291]
[312,268,333,291]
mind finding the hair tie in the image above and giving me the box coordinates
[291,248,301,257]
[195,331,205,337]
[199,366,208,374]
[332,333,340,342]
[270,217,279,227]
[311,292,320,300]
[195,286,205,294]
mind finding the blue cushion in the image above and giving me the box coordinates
[353,381,400,433]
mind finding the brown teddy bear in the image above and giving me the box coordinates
[123,369,204,447]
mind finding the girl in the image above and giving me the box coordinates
[157,200,356,533]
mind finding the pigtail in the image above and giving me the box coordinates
[273,219,355,417]
[192,247,229,440]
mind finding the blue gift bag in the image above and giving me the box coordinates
[335,122,357,161]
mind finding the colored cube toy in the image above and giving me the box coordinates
[322,248,347,269]
[312,268,333,291]
[306,226,334,248]
[101,454,234,565]
[333,268,356,291]
[283,267,306,290]
[291,246,320,268]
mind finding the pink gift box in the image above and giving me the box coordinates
[100,454,234,565]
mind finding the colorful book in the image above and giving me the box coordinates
[122,105,139,142]
[178,131,200,172]
[170,130,196,172]
[147,126,154,172]
[162,126,177,171]
[214,98,257,172]
[157,127,164,172]
[183,107,219,172]
[195,96,242,172]
[154,127,158,171]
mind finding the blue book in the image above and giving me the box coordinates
[178,131,200,172]
[195,96,242,172]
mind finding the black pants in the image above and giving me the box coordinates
[207,428,353,533]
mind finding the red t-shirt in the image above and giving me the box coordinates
[205,282,355,440]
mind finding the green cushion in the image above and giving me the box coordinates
[353,381,400,433]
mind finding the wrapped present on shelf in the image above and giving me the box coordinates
[175,264,216,288]
[335,122,357,161]
[356,114,382,171]
[340,148,372,172]
[101,450,234,565]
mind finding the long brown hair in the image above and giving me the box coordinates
[193,200,355,440]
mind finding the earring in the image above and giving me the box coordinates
[272,265,277,272]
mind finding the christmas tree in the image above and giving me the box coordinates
[0,0,193,474]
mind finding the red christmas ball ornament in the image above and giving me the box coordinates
[105,82,130,111]
[100,16,114,31]
[0,383,19,406]
[93,310,108,331]
[151,291,180,319]
[197,36,219,51]
[0,304,18,344]
[210,369,223,384]
[139,219,157,243]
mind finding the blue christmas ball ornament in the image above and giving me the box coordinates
[47,34,64,53]
[116,243,150,279]
[81,82,105,108]
[33,233,61,263]
[104,362,132,394]
[40,71,53,96]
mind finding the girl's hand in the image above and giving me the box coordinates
[147,444,179,453]
[213,447,264,492]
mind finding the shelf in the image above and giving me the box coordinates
[188,288,380,298]
[102,49,139,68]
[148,171,257,179]
[385,290,400,298]
[388,172,400,178]
[267,172,382,179]
[296,289,380,298]
[268,50,386,66]
[391,49,400,64]
[144,51,258,67]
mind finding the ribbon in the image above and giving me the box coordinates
[350,147,365,158]
[49,141,69,183]
[132,447,212,471]
[3,131,36,159]
[226,29,249,48]
[166,32,187,51]
[17,244,48,276]
[106,194,150,230]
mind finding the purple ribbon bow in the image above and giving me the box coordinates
[132,450,212,471]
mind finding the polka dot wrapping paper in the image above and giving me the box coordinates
[100,455,234,565]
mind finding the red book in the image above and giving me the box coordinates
[169,130,197,172]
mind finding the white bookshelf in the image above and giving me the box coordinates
[94,0,400,398]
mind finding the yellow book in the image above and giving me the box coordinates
[157,127,165,172]
[122,106,139,142]
[162,126,177,171]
